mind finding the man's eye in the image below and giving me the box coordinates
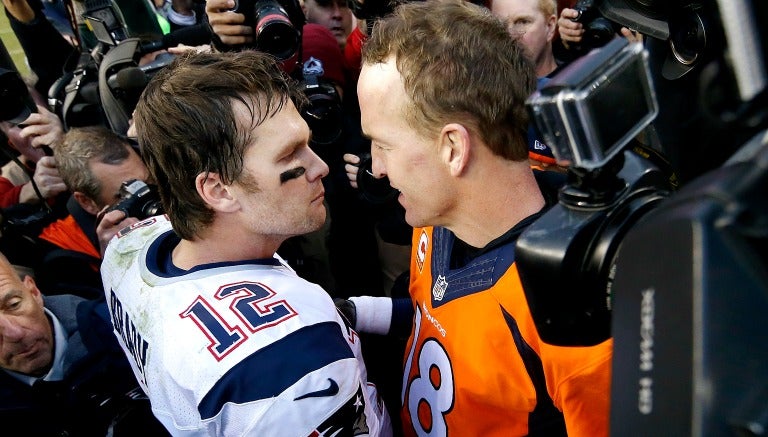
[7,298,22,310]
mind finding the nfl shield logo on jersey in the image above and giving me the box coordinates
[432,275,448,301]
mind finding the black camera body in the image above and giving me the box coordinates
[572,0,621,48]
[521,38,669,345]
[107,179,163,221]
[299,57,344,148]
[232,0,306,60]
[521,0,768,434]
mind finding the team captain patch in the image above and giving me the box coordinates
[416,229,429,273]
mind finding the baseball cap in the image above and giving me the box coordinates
[301,23,347,89]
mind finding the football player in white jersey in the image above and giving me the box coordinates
[99,50,392,436]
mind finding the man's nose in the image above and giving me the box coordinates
[370,150,387,179]
[309,150,330,181]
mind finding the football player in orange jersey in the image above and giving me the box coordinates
[339,0,613,435]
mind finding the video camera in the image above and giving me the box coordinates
[520,36,669,346]
[50,0,177,134]
[518,0,768,434]
[299,56,344,147]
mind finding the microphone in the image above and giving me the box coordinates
[161,24,213,49]
[107,67,148,93]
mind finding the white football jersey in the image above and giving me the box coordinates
[101,216,391,436]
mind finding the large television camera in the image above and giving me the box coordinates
[517,0,768,434]
[50,0,209,134]
[520,37,670,346]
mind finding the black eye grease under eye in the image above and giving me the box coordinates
[280,167,306,184]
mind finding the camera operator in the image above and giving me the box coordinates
[34,125,150,297]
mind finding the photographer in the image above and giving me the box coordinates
[301,0,354,50]
[35,126,150,297]
[1,104,68,208]
[337,0,612,434]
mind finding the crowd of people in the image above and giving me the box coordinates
[0,0,720,435]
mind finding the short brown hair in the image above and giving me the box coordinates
[55,125,132,200]
[134,50,305,240]
[362,0,536,161]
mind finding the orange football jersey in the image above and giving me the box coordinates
[401,226,612,436]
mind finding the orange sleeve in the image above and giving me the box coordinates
[39,215,101,259]
[542,338,613,437]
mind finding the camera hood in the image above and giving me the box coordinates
[598,0,670,40]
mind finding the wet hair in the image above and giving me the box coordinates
[134,50,305,240]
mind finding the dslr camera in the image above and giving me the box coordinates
[571,0,622,48]
[106,179,164,220]
[299,57,344,148]
[231,0,306,60]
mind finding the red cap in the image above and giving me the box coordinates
[301,23,347,88]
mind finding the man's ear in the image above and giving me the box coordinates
[73,191,101,216]
[546,12,557,42]
[439,123,471,177]
[195,172,238,213]
[22,275,44,306]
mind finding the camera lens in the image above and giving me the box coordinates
[0,69,36,124]
[356,154,399,204]
[254,1,300,60]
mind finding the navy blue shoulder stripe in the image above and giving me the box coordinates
[198,321,353,420]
